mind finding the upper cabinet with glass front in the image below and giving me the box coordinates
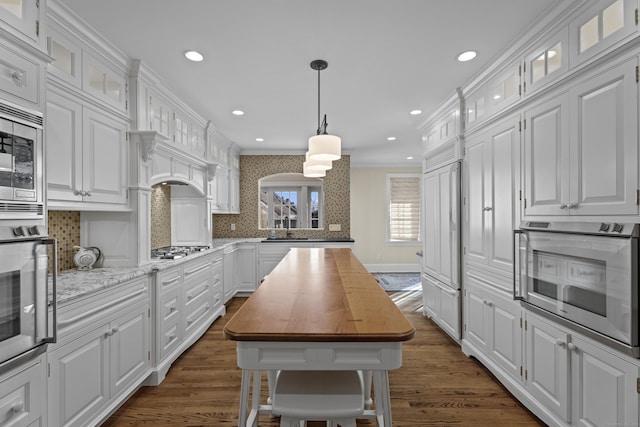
[523,28,569,95]
[0,0,43,50]
[570,0,638,66]
[82,52,128,113]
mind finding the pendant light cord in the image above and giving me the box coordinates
[317,68,321,135]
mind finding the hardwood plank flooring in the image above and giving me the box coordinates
[102,291,545,426]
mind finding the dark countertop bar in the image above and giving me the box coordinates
[261,237,355,243]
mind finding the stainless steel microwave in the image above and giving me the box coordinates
[0,100,44,219]
[514,221,639,357]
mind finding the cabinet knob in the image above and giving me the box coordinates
[11,402,24,413]
[559,203,568,209]
[566,202,577,209]
[482,206,493,212]
[112,327,119,334]
[11,71,23,83]
[73,190,82,196]
[555,339,566,347]
[567,343,577,351]
[85,191,92,197]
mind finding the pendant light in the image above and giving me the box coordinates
[303,162,326,177]
[304,151,332,171]
[308,59,341,161]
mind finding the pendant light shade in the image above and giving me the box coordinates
[304,151,332,171]
[309,134,341,161]
[303,162,326,177]
[307,59,341,161]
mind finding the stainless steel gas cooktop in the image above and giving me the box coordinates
[151,245,210,260]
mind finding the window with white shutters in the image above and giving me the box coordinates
[387,174,421,242]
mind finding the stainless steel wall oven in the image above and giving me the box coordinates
[515,221,639,357]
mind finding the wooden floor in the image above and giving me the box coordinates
[102,291,545,426]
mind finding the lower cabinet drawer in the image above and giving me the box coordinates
[183,299,212,336]
[159,321,181,360]
[0,355,44,427]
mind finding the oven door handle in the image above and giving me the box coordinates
[513,229,525,301]
[42,238,57,344]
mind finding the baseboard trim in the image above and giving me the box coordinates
[364,263,420,273]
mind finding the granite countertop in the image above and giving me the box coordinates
[52,238,263,305]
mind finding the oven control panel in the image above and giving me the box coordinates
[521,221,639,237]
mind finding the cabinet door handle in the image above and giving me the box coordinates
[85,191,92,197]
[566,202,577,209]
[482,206,493,212]
[559,203,568,209]
[556,339,566,348]
[73,190,82,196]
[567,343,577,351]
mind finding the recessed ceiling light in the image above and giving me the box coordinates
[387,137,396,141]
[406,156,414,160]
[410,110,422,115]
[256,138,264,142]
[457,50,477,62]
[184,50,204,62]
[232,110,244,116]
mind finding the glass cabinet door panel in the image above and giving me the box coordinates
[0,0,23,18]
[602,0,624,39]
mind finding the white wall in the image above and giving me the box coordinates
[350,166,421,271]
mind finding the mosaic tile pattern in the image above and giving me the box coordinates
[151,184,171,249]
[48,210,81,272]
[212,155,350,238]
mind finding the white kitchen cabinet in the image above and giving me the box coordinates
[173,111,189,151]
[524,57,638,216]
[82,52,128,113]
[212,165,229,213]
[524,312,570,421]
[0,41,40,106]
[0,353,46,427]
[523,28,569,96]
[463,279,522,383]
[149,90,172,139]
[223,244,238,303]
[523,311,640,426]
[423,162,459,288]
[464,115,520,289]
[569,334,639,427]
[229,168,240,213]
[570,0,638,66]
[522,92,570,216]
[182,256,214,338]
[46,90,129,210]
[236,243,257,293]
[210,251,224,311]
[421,274,460,341]
[48,277,150,427]
[0,0,43,49]
[154,266,182,363]
[150,251,226,385]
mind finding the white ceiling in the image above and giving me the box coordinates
[58,0,561,166]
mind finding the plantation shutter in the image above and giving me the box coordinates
[389,175,421,241]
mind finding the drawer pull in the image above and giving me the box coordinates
[169,306,176,313]
[11,70,23,84]
[11,402,24,413]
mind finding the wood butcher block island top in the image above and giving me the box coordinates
[224,248,415,342]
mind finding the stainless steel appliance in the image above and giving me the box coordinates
[0,100,44,219]
[514,221,639,356]
[0,224,56,373]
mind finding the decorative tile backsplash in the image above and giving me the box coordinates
[151,184,171,249]
[48,210,81,272]
[212,155,350,238]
